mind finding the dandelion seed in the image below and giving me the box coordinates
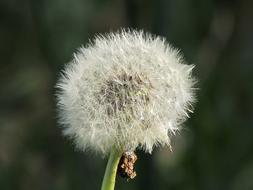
[56,29,196,156]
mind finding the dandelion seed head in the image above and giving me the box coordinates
[56,29,196,155]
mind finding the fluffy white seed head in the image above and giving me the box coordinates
[56,29,196,155]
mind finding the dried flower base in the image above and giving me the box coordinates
[117,151,137,180]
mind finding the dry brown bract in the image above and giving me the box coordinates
[117,151,138,180]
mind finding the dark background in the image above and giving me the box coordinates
[1,0,253,189]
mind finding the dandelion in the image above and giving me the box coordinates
[56,29,196,190]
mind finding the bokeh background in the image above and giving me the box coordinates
[1,0,253,189]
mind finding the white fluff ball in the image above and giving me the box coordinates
[56,29,196,155]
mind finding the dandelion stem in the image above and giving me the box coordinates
[101,148,122,190]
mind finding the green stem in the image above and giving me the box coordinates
[101,149,122,190]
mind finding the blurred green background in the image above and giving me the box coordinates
[1,0,253,189]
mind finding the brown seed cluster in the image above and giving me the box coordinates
[117,151,137,180]
[99,71,153,116]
